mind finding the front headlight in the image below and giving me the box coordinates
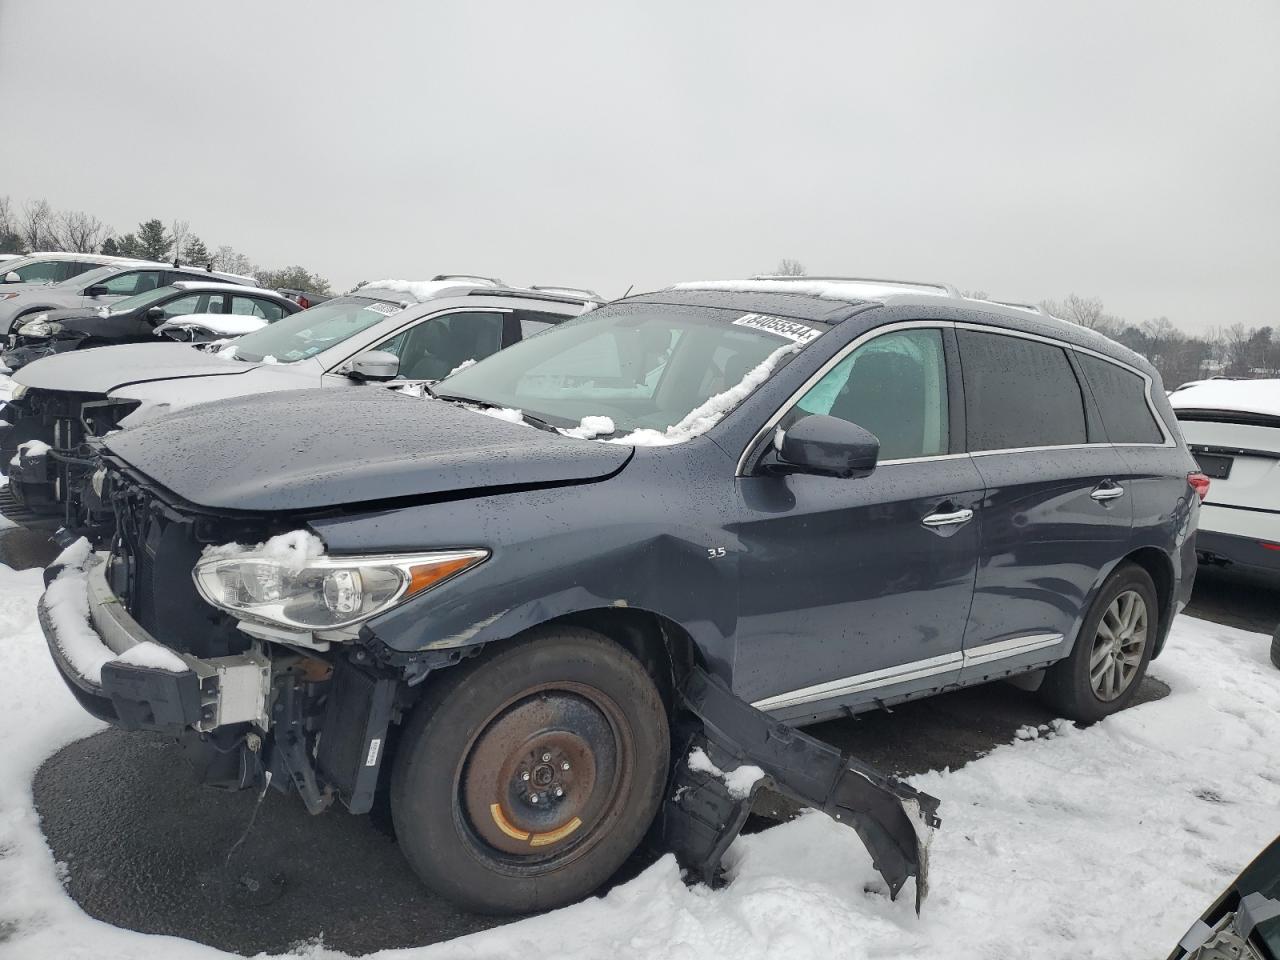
[193,549,488,630]
[18,319,59,338]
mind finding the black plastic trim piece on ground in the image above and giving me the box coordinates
[656,666,941,912]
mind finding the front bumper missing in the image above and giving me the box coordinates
[38,549,270,734]
[658,666,941,911]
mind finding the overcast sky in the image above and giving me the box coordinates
[1,1,1276,332]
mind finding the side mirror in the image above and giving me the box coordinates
[347,350,400,382]
[3,271,19,283]
[771,415,880,479]
[85,284,108,297]
[145,306,165,321]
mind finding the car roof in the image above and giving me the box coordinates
[356,275,602,310]
[634,275,1156,372]
[24,251,155,264]
[1168,378,1280,418]
[168,280,286,299]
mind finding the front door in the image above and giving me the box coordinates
[733,326,982,720]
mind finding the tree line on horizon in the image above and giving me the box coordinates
[774,260,1280,388]
[0,196,331,294]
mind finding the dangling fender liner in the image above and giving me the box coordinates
[654,666,941,912]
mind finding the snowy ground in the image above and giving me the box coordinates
[0,558,1277,959]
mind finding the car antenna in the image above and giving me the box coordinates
[173,256,181,268]
[621,284,634,298]
[206,261,214,272]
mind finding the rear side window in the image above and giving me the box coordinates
[958,331,1086,451]
[1076,354,1164,444]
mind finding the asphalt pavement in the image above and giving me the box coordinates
[11,526,1278,956]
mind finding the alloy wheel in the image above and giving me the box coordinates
[1089,588,1148,701]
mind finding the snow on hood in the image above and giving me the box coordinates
[102,388,633,511]
[1169,378,1280,418]
[13,341,255,394]
[154,313,268,338]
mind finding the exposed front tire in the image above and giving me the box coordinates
[390,626,670,914]
[1040,563,1158,723]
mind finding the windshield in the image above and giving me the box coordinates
[61,265,119,289]
[229,296,405,363]
[437,303,821,443]
[106,285,179,315]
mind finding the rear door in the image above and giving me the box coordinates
[956,327,1132,677]
[733,325,984,720]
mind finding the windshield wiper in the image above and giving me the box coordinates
[433,393,560,433]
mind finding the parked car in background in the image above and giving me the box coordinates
[1,281,298,371]
[0,276,599,527]
[1170,379,1280,575]
[0,251,148,287]
[278,287,333,309]
[0,260,258,334]
[36,277,1203,915]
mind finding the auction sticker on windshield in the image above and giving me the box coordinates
[363,302,401,316]
[732,313,822,344]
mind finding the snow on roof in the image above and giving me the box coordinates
[671,278,951,302]
[169,280,283,297]
[1168,378,1280,418]
[362,278,496,303]
[154,314,268,338]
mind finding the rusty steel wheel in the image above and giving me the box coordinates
[391,626,669,914]
[459,682,633,865]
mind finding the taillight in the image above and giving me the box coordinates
[1187,472,1210,501]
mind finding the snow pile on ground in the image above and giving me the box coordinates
[0,558,1277,958]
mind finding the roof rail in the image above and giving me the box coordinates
[530,284,605,302]
[749,275,962,298]
[431,273,504,286]
[982,298,1046,315]
[466,287,600,307]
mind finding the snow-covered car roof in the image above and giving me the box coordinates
[167,280,287,299]
[154,313,269,338]
[1168,378,1280,419]
[673,277,959,302]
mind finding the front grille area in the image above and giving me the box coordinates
[107,465,252,660]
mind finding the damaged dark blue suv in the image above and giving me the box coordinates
[38,277,1204,915]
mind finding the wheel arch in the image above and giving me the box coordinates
[1122,546,1175,655]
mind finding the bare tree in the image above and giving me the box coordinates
[55,210,111,253]
[17,198,56,251]
[170,219,190,263]
[0,196,20,253]
[214,244,255,276]
[774,258,806,276]
[1040,294,1124,337]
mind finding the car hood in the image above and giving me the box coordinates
[14,341,260,393]
[103,389,634,512]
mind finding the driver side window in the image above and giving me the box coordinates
[101,270,164,295]
[789,328,949,461]
[374,312,505,380]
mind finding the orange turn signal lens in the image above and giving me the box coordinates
[405,552,486,598]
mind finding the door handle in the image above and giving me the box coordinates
[1091,483,1125,502]
[922,507,974,527]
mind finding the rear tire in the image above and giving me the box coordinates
[1040,563,1158,722]
[390,626,669,914]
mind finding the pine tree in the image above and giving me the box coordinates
[135,218,172,262]
[115,233,142,258]
[182,235,211,266]
[100,236,121,257]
